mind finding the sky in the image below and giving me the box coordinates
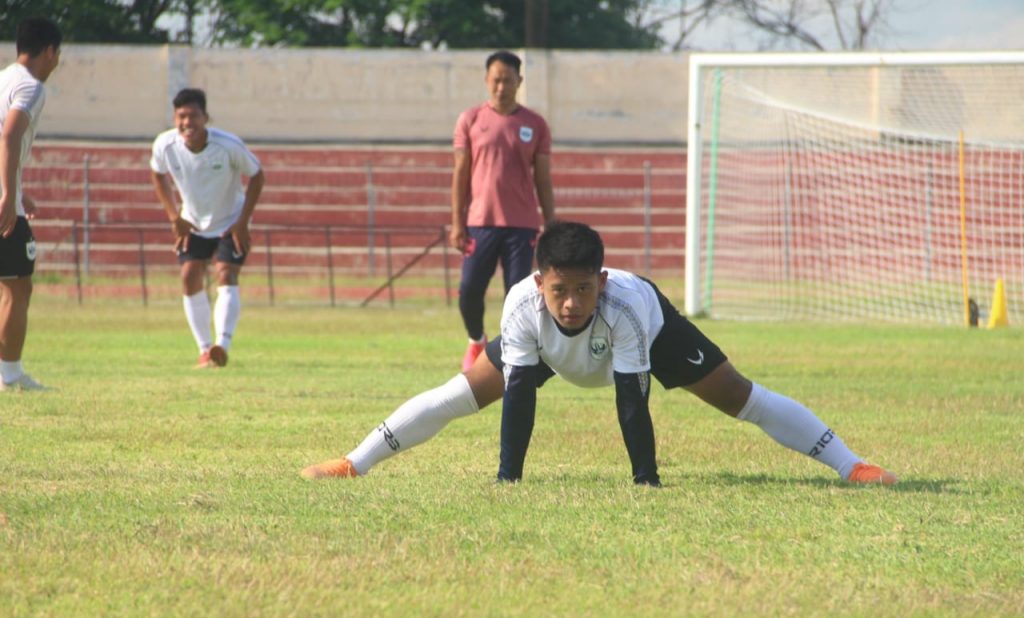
[669,0,1024,52]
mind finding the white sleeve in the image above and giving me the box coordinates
[500,289,541,368]
[229,139,261,177]
[608,297,653,375]
[149,134,168,174]
[10,81,43,118]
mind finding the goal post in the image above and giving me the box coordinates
[685,52,1024,325]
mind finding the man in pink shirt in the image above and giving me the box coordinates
[451,50,555,371]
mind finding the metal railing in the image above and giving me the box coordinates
[35,220,452,308]
[29,150,677,306]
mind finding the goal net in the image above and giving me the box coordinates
[684,52,1024,326]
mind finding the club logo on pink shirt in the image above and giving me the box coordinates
[519,126,534,143]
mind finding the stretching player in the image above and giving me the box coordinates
[303,221,897,486]
[150,88,264,368]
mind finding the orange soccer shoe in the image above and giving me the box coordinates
[195,350,214,369]
[301,457,358,480]
[847,462,898,486]
[462,337,487,372]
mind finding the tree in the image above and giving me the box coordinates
[727,0,895,50]
[202,0,664,49]
[639,0,725,51]
[1,0,179,43]
[3,0,894,51]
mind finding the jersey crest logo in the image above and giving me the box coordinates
[519,126,534,143]
[25,240,37,261]
[589,336,609,359]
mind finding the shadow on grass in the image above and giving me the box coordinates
[472,470,965,495]
[672,471,964,494]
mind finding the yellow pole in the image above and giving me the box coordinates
[958,130,970,327]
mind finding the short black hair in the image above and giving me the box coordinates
[173,88,207,114]
[485,50,522,74]
[16,17,62,58]
[535,221,604,274]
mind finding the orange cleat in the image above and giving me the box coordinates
[462,337,487,372]
[301,457,358,480]
[195,350,214,369]
[847,462,898,486]
[208,345,228,367]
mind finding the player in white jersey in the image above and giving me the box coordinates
[499,267,664,390]
[303,221,897,487]
[0,17,61,392]
[150,88,264,369]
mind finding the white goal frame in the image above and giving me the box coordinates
[684,51,1024,322]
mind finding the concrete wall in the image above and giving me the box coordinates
[1,45,690,145]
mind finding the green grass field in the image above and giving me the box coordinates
[2,297,1023,616]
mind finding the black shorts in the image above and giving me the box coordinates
[485,336,558,387]
[0,217,36,279]
[461,226,538,295]
[644,279,727,389]
[176,233,246,265]
[485,280,727,390]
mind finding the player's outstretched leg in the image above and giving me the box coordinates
[301,352,505,479]
[301,374,479,479]
[688,362,898,485]
[736,381,898,485]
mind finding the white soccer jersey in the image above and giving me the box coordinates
[0,63,46,217]
[150,127,261,238]
[500,268,665,388]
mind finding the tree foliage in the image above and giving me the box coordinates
[1,0,178,43]
[203,0,663,49]
[1,0,895,51]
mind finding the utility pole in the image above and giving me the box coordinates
[524,0,549,48]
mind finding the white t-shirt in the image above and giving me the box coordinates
[500,268,665,388]
[0,63,46,217]
[149,127,261,238]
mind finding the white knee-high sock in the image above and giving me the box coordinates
[346,374,479,475]
[0,360,24,382]
[737,383,861,480]
[214,285,241,351]
[183,291,212,353]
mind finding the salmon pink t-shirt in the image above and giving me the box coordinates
[453,103,551,230]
